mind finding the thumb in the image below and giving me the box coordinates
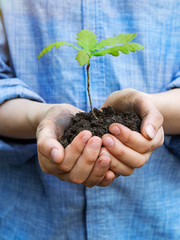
[36,120,65,164]
[135,96,164,140]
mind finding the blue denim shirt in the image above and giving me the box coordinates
[0,0,180,239]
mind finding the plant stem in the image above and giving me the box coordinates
[86,63,98,119]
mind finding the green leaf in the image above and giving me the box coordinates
[91,33,138,51]
[76,30,97,51]
[38,41,81,60]
[92,43,144,57]
[75,49,91,66]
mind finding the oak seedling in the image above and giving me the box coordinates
[38,29,144,119]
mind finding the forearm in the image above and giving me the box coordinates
[148,88,180,134]
[0,98,51,139]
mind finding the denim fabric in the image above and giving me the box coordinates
[0,0,180,239]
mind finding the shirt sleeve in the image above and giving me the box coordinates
[0,78,45,104]
[0,12,44,165]
[165,69,180,90]
[163,68,180,158]
[164,135,180,158]
[0,12,44,104]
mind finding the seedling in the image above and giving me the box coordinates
[38,29,144,119]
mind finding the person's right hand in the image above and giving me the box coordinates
[36,104,114,188]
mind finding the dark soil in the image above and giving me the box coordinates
[60,106,141,148]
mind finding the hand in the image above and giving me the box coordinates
[36,104,114,187]
[101,88,164,177]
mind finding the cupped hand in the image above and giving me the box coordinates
[36,104,115,187]
[101,88,164,177]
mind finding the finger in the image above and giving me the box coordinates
[59,136,102,184]
[102,134,151,168]
[133,95,163,140]
[109,123,164,154]
[83,148,111,188]
[57,130,92,173]
[97,170,116,187]
[36,120,64,164]
[108,151,134,176]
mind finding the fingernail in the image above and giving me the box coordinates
[104,176,113,182]
[146,124,156,139]
[90,138,101,151]
[110,125,120,135]
[103,137,114,148]
[100,150,110,157]
[99,151,110,167]
[99,158,110,168]
[81,132,91,143]
[51,148,60,163]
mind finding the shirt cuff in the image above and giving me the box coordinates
[164,135,180,158]
[165,70,180,90]
[0,78,45,104]
[0,78,44,165]
[0,137,37,165]
[163,69,180,157]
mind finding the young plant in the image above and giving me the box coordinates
[38,29,144,119]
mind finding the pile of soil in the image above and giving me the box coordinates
[60,106,141,148]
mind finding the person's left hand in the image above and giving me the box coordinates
[100,88,164,178]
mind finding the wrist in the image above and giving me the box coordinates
[144,89,180,134]
[27,102,53,135]
[0,98,53,139]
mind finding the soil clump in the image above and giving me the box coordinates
[60,106,141,148]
